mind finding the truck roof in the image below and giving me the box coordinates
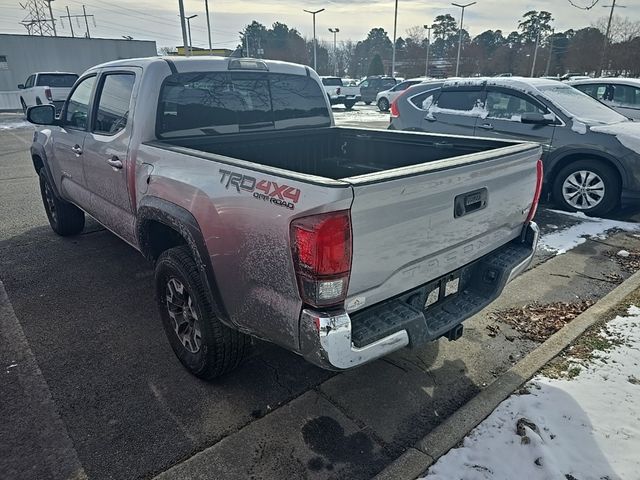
[85,56,311,77]
[34,71,77,75]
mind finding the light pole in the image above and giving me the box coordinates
[452,2,475,77]
[530,25,540,77]
[328,27,340,76]
[599,1,626,76]
[304,8,325,71]
[391,0,398,77]
[185,14,197,56]
[204,0,212,53]
[178,0,190,57]
[239,31,248,57]
[423,25,431,77]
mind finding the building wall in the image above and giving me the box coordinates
[0,34,157,108]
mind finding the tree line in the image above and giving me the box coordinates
[237,11,640,78]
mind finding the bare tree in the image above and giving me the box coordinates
[593,15,640,43]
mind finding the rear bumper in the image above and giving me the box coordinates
[300,222,539,370]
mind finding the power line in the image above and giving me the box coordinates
[566,0,601,10]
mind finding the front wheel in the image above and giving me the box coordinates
[344,100,356,110]
[552,159,620,216]
[39,170,85,236]
[155,246,249,379]
[364,100,372,105]
[377,97,390,112]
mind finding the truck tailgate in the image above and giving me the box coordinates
[343,143,541,312]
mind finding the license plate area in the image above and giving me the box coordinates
[401,270,462,313]
[454,188,488,218]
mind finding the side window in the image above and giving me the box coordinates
[436,90,483,111]
[360,80,369,88]
[409,89,440,110]
[64,76,96,130]
[25,75,35,88]
[93,74,135,135]
[611,85,640,107]
[485,90,547,120]
[381,79,396,89]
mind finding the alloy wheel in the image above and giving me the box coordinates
[562,170,605,210]
[165,277,202,353]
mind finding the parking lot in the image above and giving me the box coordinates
[1,109,640,480]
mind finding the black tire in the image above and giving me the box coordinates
[552,159,620,217]
[155,246,249,379]
[377,97,390,112]
[20,98,27,115]
[344,100,356,110]
[38,170,85,236]
[364,100,372,105]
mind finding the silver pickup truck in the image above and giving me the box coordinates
[26,57,541,379]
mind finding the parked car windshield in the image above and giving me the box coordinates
[36,73,78,87]
[158,72,331,137]
[537,84,627,125]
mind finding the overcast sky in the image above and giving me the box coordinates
[1,0,638,50]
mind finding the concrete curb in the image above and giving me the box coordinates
[373,269,640,480]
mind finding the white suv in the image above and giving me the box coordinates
[376,78,426,112]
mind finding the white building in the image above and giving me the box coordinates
[0,33,156,109]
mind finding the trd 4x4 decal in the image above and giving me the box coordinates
[219,169,301,210]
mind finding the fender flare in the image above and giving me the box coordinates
[30,143,62,198]
[136,196,233,326]
[544,147,629,189]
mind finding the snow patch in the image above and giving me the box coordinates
[422,306,640,480]
[539,210,640,255]
[422,95,434,110]
[571,119,587,134]
[0,120,31,130]
[591,122,640,154]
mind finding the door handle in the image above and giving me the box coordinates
[71,144,83,155]
[478,123,494,130]
[107,156,123,170]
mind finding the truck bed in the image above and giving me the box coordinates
[157,127,517,181]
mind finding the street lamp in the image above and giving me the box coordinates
[185,14,197,56]
[304,8,325,71]
[452,2,476,77]
[204,0,212,54]
[391,0,398,77]
[423,25,431,77]
[328,27,340,76]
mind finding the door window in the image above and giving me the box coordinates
[64,76,96,130]
[359,80,369,88]
[93,74,135,135]
[611,84,640,107]
[435,90,483,112]
[381,79,396,89]
[24,75,35,88]
[485,90,547,120]
[409,89,440,109]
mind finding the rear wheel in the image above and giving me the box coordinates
[38,170,85,236]
[377,97,390,112]
[155,246,250,379]
[364,100,372,105]
[344,100,356,110]
[20,98,27,115]
[552,159,620,216]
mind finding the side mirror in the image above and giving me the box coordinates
[18,84,25,89]
[27,104,57,126]
[520,112,554,125]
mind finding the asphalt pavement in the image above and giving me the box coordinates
[1,110,639,480]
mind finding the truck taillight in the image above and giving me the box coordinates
[526,159,544,223]
[336,87,341,95]
[44,87,53,102]
[290,210,352,308]
[390,99,400,118]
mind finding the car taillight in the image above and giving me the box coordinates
[390,99,400,118]
[44,87,53,102]
[526,159,544,223]
[290,210,352,308]
[336,87,341,95]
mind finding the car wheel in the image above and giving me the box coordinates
[39,170,85,236]
[364,101,372,105]
[155,246,250,379]
[344,100,356,110]
[552,159,620,216]
[377,97,390,112]
[20,98,27,115]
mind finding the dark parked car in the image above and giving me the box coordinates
[389,77,640,216]
[359,76,397,104]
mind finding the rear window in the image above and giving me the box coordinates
[409,88,440,109]
[158,72,331,137]
[36,74,78,87]
[436,90,483,111]
[322,77,342,86]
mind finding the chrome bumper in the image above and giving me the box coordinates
[300,222,539,371]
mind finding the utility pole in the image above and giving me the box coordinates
[423,25,431,77]
[61,6,74,37]
[177,0,190,57]
[599,1,626,76]
[544,29,554,76]
[185,14,197,55]
[204,0,212,53]
[452,2,475,77]
[304,8,325,71]
[59,6,94,38]
[328,28,339,76]
[82,5,90,38]
[531,28,540,77]
[45,0,57,36]
[391,0,398,77]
